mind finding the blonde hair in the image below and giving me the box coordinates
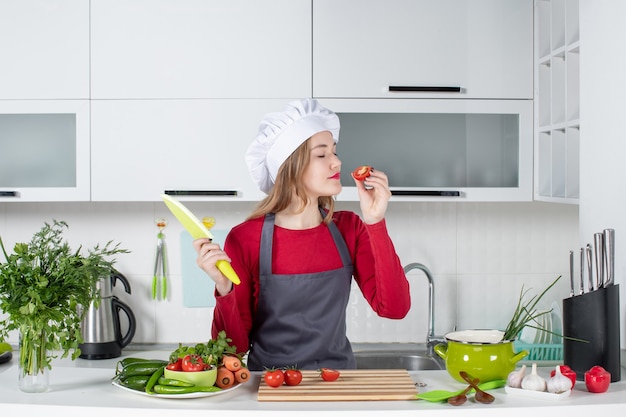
[247,138,335,223]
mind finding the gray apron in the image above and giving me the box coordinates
[247,209,356,371]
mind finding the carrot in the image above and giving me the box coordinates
[216,366,235,389]
[222,355,242,372]
[234,367,250,383]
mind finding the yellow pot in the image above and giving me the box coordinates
[434,330,528,383]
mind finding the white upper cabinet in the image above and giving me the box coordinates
[91,99,283,202]
[0,0,89,99]
[90,0,312,99]
[313,0,533,99]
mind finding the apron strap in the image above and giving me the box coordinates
[259,213,276,277]
[321,207,353,268]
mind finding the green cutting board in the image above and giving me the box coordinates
[180,229,228,308]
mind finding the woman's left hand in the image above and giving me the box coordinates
[353,168,391,224]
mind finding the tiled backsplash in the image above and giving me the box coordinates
[0,201,578,346]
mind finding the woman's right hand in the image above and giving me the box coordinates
[192,238,233,296]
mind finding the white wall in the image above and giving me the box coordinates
[0,200,578,346]
[579,0,626,349]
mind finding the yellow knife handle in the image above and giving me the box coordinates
[216,260,241,285]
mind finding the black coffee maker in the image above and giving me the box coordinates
[79,272,136,359]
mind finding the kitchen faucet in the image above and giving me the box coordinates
[403,263,446,356]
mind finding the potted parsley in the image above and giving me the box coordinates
[0,220,128,392]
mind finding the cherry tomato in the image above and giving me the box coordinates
[284,368,303,386]
[181,354,205,372]
[352,165,372,181]
[319,368,340,382]
[166,357,183,371]
[585,365,611,393]
[550,365,577,389]
[264,368,285,388]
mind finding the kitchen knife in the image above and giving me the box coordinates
[579,248,585,295]
[603,228,615,287]
[594,233,604,290]
[161,194,241,285]
[586,244,594,293]
[569,250,574,297]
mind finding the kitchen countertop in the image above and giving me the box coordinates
[1,349,625,417]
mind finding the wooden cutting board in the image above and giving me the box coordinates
[257,369,418,402]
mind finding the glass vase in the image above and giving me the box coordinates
[18,329,50,393]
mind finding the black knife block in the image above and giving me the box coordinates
[562,284,621,382]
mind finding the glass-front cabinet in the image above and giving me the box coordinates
[0,100,90,201]
[320,99,533,202]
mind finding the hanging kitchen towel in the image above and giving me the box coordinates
[180,229,228,308]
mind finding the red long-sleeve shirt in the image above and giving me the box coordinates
[211,210,410,355]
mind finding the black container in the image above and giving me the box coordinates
[562,284,620,382]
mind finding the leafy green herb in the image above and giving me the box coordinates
[0,220,129,375]
[169,331,237,367]
[502,275,561,341]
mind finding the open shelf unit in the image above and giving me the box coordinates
[534,0,580,203]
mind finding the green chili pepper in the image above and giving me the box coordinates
[157,376,194,387]
[145,366,165,395]
[152,384,222,395]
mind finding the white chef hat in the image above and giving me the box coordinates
[246,98,340,194]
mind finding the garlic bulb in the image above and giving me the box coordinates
[547,365,572,393]
[507,364,526,388]
[521,363,547,392]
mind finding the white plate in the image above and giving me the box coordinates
[505,385,571,400]
[519,325,537,344]
[111,379,242,399]
[539,312,552,344]
[532,314,545,344]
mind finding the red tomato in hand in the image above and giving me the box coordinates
[284,368,303,386]
[352,165,372,181]
[181,354,205,372]
[319,368,340,382]
[585,365,611,393]
[166,357,183,371]
[264,368,285,388]
[550,365,577,389]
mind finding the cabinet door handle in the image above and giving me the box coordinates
[164,190,238,197]
[388,86,462,93]
[391,190,461,197]
[0,191,19,197]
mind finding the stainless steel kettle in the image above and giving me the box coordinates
[79,272,136,359]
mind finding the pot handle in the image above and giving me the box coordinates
[510,349,529,364]
[112,297,136,348]
[433,343,448,360]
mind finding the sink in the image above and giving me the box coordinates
[354,350,444,371]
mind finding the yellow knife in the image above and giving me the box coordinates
[161,194,240,285]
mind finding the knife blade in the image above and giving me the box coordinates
[160,194,241,285]
[569,250,575,297]
[586,243,593,292]
[603,228,615,287]
[579,248,585,295]
[594,232,605,290]
[586,244,594,293]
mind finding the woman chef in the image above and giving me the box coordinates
[193,98,410,370]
